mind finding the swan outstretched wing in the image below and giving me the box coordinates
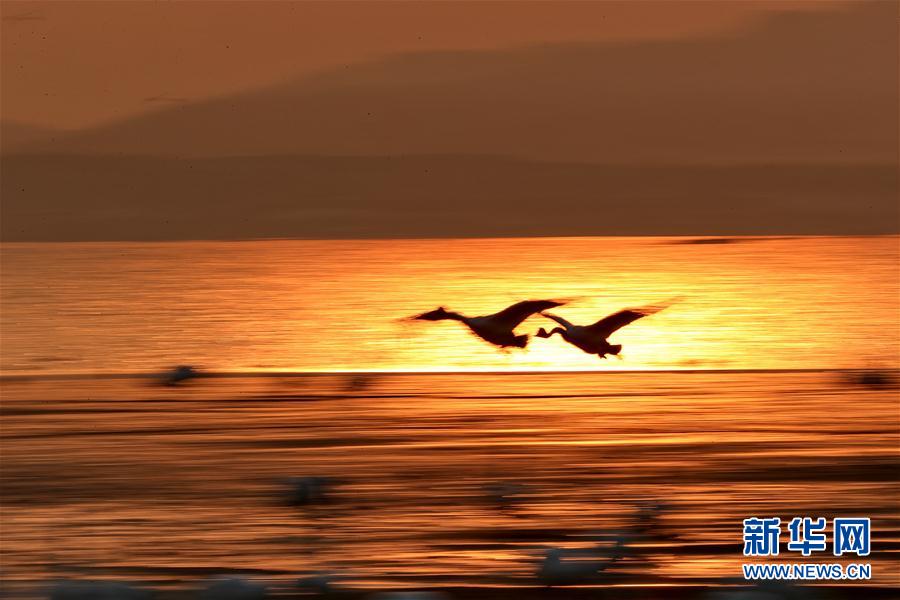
[540,312,575,330]
[584,305,665,338]
[488,299,567,330]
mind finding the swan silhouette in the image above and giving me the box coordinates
[537,533,629,586]
[410,299,566,349]
[536,302,672,359]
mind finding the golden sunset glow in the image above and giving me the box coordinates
[4,237,896,375]
[2,1,897,598]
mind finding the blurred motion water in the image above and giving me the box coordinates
[1,236,898,597]
[2,237,898,374]
[1,371,898,597]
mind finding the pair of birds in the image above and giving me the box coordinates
[410,298,669,359]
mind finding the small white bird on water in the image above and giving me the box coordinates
[409,299,567,349]
[537,531,630,586]
[296,572,349,596]
[367,592,451,600]
[704,579,826,600]
[198,576,267,600]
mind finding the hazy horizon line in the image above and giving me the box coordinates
[2,234,899,246]
[3,366,897,381]
[3,150,897,165]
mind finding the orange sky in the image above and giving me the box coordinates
[1,0,853,130]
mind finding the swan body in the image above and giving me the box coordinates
[411,299,565,349]
[537,530,630,586]
[537,303,671,359]
[538,546,620,586]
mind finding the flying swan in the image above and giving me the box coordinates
[536,302,673,359]
[410,299,567,349]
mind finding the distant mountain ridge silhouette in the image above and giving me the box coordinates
[0,120,62,151]
[6,2,895,164]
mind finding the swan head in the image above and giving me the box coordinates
[608,344,622,355]
[412,306,453,321]
[536,327,564,339]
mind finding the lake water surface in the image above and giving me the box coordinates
[2,236,898,375]
[1,237,898,598]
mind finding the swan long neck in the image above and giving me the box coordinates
[537,326,566,339]
[443,310,467,323]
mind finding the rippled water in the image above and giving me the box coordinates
[1,371,898,598]
[2,236,898,374]
[1,237,898,598]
